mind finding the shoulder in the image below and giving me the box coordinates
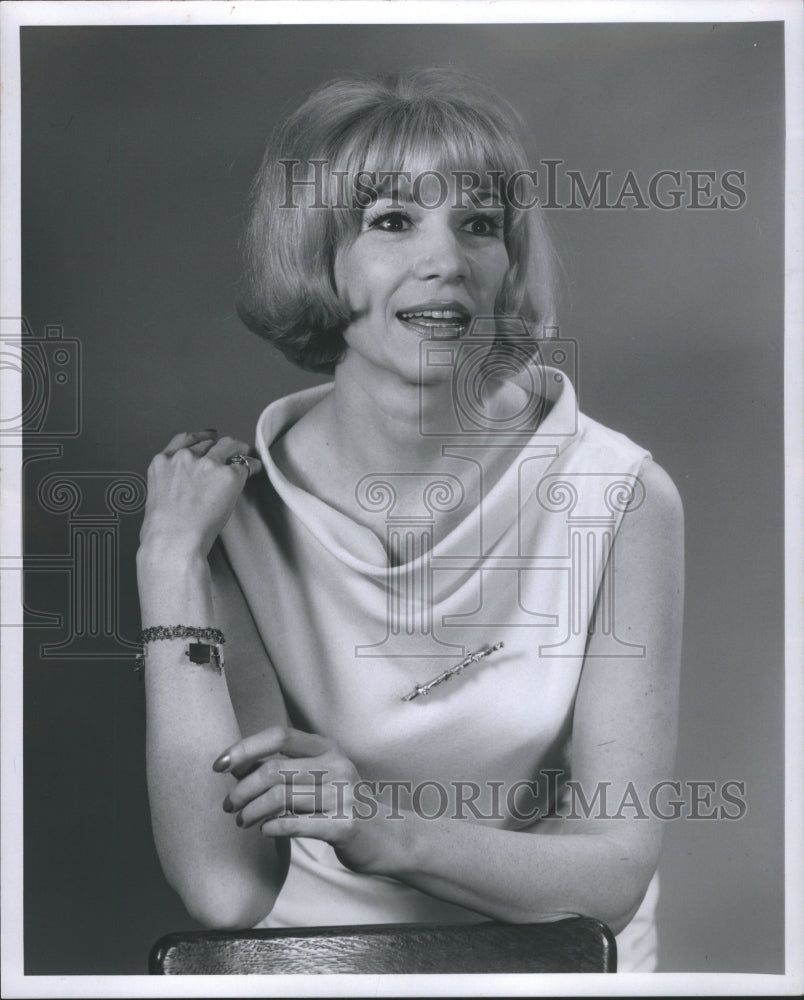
[584,459,684,677]
[571,407,682,529]
[615,458,684,581]
[629,458,684,535]
[575,410,651,468]
[256,383,333,459]
[269,392,334,493]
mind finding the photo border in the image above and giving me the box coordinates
[1,2,801,997]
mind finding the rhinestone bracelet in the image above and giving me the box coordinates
[137,625,226,645]
[135,625,226,676]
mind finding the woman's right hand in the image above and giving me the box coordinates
[139,429,263,561]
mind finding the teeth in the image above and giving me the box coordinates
[401,309,466,321]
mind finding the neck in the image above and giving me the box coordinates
[328,351,459,471]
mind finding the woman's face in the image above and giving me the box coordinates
[333,172,510,385]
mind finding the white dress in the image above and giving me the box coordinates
[221,371,660,971]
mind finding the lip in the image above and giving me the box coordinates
[398,300,472,320]
[396,299,472,338]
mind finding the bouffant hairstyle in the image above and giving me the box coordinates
[237,68,558,374]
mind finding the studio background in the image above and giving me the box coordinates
[19,21,784,974]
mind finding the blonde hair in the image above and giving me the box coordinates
[237,68,558,374]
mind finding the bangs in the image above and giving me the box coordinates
[357,101,525,183]
[327,97,530,208]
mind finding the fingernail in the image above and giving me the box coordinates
[236,812,244,828]
[222,796,234,813]
[212,753,231,773]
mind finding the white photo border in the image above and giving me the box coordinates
[1,2,801,997]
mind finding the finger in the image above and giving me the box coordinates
[225,454,263,479]
[259,814,345,842]
[236,784,296,828]
[204,438,263,479]
[205,436,251,464]
[229,756,267,781]
[223,757,288,810]
[224,758,331,814]
[259,815,310,839]
[213,726,333,773]
[162,428,218,456]
[187,437,217,457]
[239,777,347,829]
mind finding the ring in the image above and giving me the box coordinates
[226,454,250,469]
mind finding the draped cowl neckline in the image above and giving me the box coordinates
[254,369,579,576]
[229,371,658,971]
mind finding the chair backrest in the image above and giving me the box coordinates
[150,917,616,974]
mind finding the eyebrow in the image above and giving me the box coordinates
[366,182,505,210]
[370,175,414,205]
[459,186,504,208]
[357,169,508,211]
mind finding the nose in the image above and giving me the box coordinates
[414,222,469,284]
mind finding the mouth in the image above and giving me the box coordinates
[396,302,471,338]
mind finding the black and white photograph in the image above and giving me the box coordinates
[1,1,802,996]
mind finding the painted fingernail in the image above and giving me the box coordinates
[212,753,231,773]
[222,796,234,813]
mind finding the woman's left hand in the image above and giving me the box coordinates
[214,726,384,874]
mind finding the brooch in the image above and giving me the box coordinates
[402,642,504,701]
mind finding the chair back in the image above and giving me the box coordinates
[150,917,616,974]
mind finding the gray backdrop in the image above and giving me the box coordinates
[20,21,784,973]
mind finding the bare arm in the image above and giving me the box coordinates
[138,431,289,928]
[375,458,683,930]
[221,458,683,934]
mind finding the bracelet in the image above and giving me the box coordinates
[184,641,224,671]
[135,625,226,676]
[137,625,226,645]
[135,640,225,674]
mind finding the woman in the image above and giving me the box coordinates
[137,69,683,972]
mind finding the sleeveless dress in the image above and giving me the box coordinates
[220,371,660,972]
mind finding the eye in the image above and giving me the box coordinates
[462,214,504,237]
[366,211,413,233]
